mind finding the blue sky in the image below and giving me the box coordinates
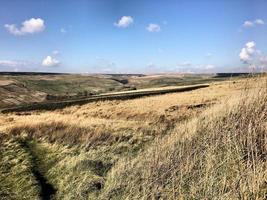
[0,0,267,73]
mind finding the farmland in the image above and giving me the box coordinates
[1,74,266,199]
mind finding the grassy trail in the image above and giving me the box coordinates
[20,140,57,200]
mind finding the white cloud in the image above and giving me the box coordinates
[239,48,250,62]
[114,16,133,28]
[4,24,22,35]
[238,41,267,71]
[255,19,265,25]
[60,28,67,33]
[260,55,267,63]
[243,21,254,27]
[243,19,265,28]
[5,18,45,36]
[239,41,256,63]
[146,23,161,32]
[42,56,60,67]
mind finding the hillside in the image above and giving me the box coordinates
[1,76,266,199]
[0,73,242,109]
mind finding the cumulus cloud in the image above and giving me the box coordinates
[239,41,256,63]
[42,56,60,67]
[243,21,254,27]
[243,19,265,28]
[238,41,267,72]
[5,18,45,36]
[146,23,161,32]
[114,16,133,28]
[255,19,265,25]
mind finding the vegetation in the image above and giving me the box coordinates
[102,78,267,199]
[0,76,266,199]
[1,84,209,113]
[0,73,244,108]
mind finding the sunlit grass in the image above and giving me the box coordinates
[0,76,266,199]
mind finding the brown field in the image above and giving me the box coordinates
[0,76,267,199]
[0,73,240,109]
[1,80,245,134]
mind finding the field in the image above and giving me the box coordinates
[0,74,267,199]
[0,72,241,109]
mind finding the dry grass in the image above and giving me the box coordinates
[0,80,14,86]
[100,77,267,199]
[0,138,40,200]
[0,80,244,152]
[0,77,266,199]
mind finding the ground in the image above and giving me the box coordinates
[0,74,266,199]
[0,73,239,109]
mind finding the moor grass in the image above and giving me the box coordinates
[0,76,266,199]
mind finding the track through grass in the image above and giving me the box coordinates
[20,140,57,200]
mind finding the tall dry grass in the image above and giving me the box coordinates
[0,138,40,200]
[2,79,245,147]
[100,77,267,199]
[0,77,265,199]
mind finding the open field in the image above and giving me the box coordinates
[1,75,266,199]
[0,84,209,113]
[2,0,266,199]
[0,72,248,109]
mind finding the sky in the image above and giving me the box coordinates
[0,0,267,73]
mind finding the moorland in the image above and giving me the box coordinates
[0,73,266,200]
[0,72,243,109]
